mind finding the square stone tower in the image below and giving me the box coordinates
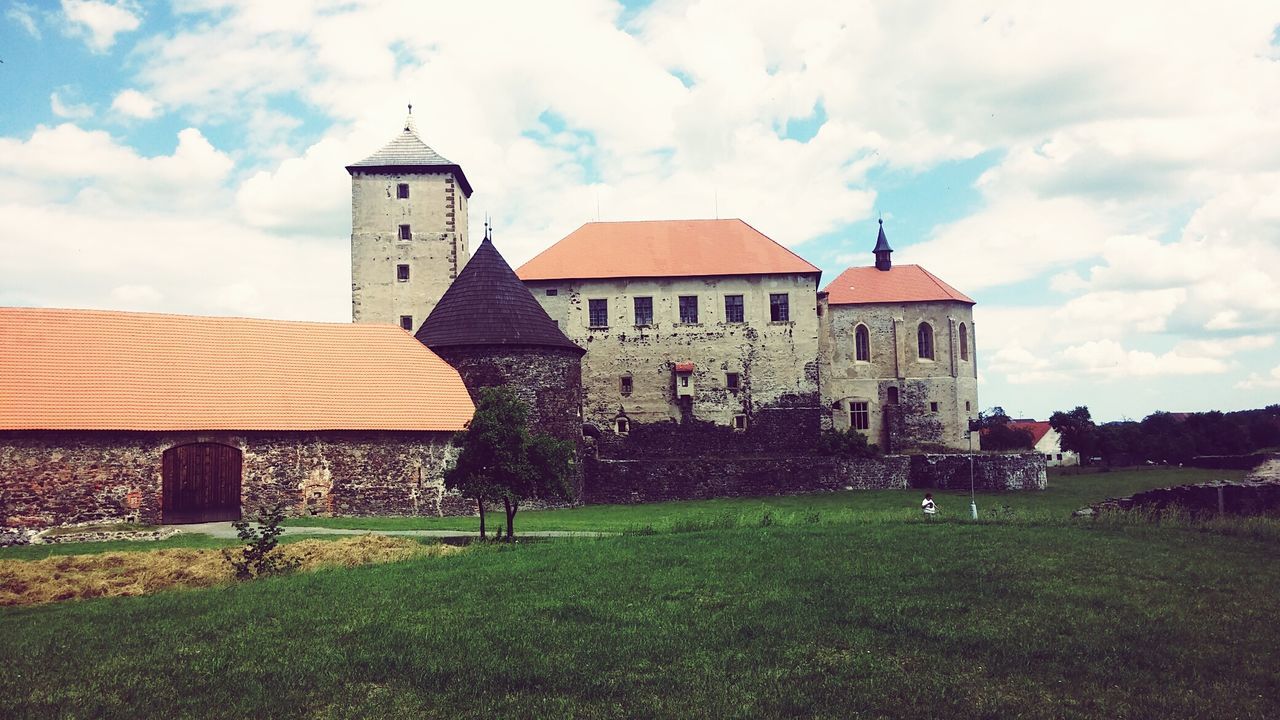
[347,108,472,331]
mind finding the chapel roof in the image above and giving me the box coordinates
[515,219,821,282]
[345,111,473,196]
[0,307,474,432]
[982,420,1053,446]
[416,231,584,354]
[823,264,975,305]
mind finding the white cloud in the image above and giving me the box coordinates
[110,89,160,119]
[50,91,93,120]
[1235,365,1280,390]
[61,0,140,52]
[7,2,40,38]
[1060,340,1228,379]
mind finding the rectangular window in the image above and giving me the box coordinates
[679,295,699,324]
[588,298,608,328]
[1057,453,1063,461]
[770,293,790,322]
[724,295,744,323]
[634,296,653,325]
[930,402,939,413]
[726,372,741,390]
[396,183,409,199]
[620,376,633,395]
[396,264,410,281]
[680,375,689,387]
[398,224,411,240]
[399,315,413,331]
[545,288,558,296]
[733,414,747,431]
[850,401,870,430]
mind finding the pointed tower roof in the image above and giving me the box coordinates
[416,228,584,354]
[346,106,473,197]
[873,218,893,271]
[873,219,893,253]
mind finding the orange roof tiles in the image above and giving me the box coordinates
[1009,421,1053,446]
[0,308,474,432]
[823,265,975,305]
[516,219,820,281]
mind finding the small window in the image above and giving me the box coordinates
[399,315,413,331]
[396,183,409,199]
[887,386,899,405]
[769,293,789,322]
[620,375,633,395]
[1057,453,1063,461]
[733,414,747,431]
[680,375,689,388]
[724,295,744,323]
[634,297,653,326]
[850,401,870,430]
[396,264,410,282]
[918,322,934,360]
[855,324,870,362]
[726,372,741,390]
[965,401,971,412]
[615,416,630,435]
[398,224,411,240]
[930,402,939,413]
[588,299,608,328]
[959,323,969,361]
[679,295,699,324]
[545,288,558,297]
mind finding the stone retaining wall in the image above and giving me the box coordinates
[1082,479,1280,518]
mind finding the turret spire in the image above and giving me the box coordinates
[404,102,416,133]
[873,218,893,271]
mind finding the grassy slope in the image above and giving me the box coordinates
[1,521,1278,719]
[279,467,1246,533]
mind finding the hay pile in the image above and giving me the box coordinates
[0,535,459,607]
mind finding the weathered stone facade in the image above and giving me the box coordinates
[350,170,469,328]
[525,273,823,434]
[585,452,1045,505]
[819,298,979,452]
[0,431,463,528]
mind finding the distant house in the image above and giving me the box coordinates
[1007,420,1078,467]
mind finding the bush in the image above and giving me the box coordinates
[222,504,301,580]
[817,428,880,458]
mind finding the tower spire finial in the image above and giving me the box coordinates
[484,214,492,242]
[404,102,416,133]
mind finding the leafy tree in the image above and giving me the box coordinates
[444,386,577,540]
[816,427,880,457]
[976,407,1034,451]
[221,503,300,580]
[1049,406,1100,463]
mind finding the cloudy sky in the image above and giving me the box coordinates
[2,0,1278,422]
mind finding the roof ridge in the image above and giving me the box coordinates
[734,218,822,276]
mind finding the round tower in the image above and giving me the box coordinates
[347,107,473,331]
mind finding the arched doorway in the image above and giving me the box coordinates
[161,442,242,523]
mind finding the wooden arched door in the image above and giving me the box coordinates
[161,442,242,523]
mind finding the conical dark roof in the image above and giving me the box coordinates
[416,234,584,354]
[873,219,893,253]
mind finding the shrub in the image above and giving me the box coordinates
[222,504,301,580]
[817,428,880,458]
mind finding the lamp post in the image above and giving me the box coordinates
[967,417,978,520]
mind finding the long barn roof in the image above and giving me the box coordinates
[0,308,474,432]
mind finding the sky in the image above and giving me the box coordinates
[1,0,1279,423]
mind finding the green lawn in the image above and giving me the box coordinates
[279,466,1246,533]
[2,520,1278,718]
[2,465,1275,719]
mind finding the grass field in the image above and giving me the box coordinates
[2,467,1277,719]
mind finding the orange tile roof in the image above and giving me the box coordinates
[823,265,975,305]
[0,308,474,432]
[516,219,821,281]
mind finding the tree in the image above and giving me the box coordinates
[444,386,577,540]
[1049,406,1100,463]
[976,407,1034,451]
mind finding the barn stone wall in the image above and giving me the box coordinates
[584,452,1046,505]
[0,431,463,529]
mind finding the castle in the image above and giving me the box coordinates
[348,114,979,455]
[0,114,1035,533]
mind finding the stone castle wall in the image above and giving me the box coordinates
[585,452,1046,505]
[0,431,462,528]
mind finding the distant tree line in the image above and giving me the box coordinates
[1049,405,1280,465]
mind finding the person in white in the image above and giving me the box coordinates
[921,493,937,519]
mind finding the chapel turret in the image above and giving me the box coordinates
[347,106,473,330]
[873,218,893,271]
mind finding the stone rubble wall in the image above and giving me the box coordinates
[1080,479,1280,518]
[585,452,1046,505]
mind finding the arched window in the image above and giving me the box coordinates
[959,323,969,361]
[855,324,870,362]
[917,322,934,360]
